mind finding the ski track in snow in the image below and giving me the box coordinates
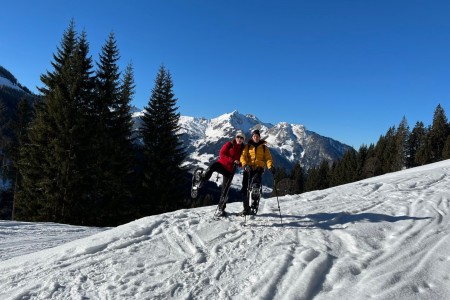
[0,162,450,299]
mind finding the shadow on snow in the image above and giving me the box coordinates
[254,211,431,230]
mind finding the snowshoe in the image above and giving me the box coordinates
[215,209,227,218]
[239,208,251,216]
[248,183,262,215]
[213,194,228,218]
[249,201,259,215]
[190,168,204,198]
[250,183,261,201]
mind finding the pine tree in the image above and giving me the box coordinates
[394,116,410,170]
[0,100,13,219]
[112,63,136,222]
[408,121,427,167]
[117,63,135,143]
[360,143,381,179]
[356,144,368,179]
[10,98,33,220]
[0,100,11,181]
[140,65,186,215]
[92,33,134,225]
[272,167,288,196]
[376,127,397,174]
[16,22,97,224]
[329,149,358,187]
[429,104,449,162]
[290,162,305,194]
[273,166,287,186]
[16,21,78,221]
[415,135,433,166]
[305,160,330,192]
[442,136,450,159]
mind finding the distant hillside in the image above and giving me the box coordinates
[0,65,39,117]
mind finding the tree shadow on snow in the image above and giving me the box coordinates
[255,211,431,230]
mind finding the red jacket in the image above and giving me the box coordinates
[218,140,245,172]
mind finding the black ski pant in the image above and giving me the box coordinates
[203,162,233,209]
[241,167,264,210]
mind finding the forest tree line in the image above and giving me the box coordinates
[272,104,450,196]
[1,21,449,226]
[0,21,189,226]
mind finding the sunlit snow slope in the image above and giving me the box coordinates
[1,160,450,299]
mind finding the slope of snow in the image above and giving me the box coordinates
[1,160,450,299]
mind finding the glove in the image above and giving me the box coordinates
[244,165,251,173]
[269,167,276,175]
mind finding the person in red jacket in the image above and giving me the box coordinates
[199,130,246,215]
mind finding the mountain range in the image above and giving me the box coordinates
[1,65,353,173]
[133,110,354,172]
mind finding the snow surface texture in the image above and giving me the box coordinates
[1,160,450,299]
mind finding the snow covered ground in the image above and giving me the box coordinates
[1,160,450,299]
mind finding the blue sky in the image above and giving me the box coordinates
[1,0,449,148]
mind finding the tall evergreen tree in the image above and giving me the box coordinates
[16,22,97,224]
[442,136,450,159]
[428,104,449,162]
[140,65,186,215]
[117,63,135,143]
[415,134,433,166]
[376,127,397,174]
[329,149,358,187]
[407,122,427,168]
[10,98,33,220]
[356,144,368,179]
[290,162,305,194]
[305,160,330,192]
[0,100,11,180]
[408,121,427,167]
[394,116,410,170]
[360,144,381,179]
[92,33,134,225]
[111,63,136,222]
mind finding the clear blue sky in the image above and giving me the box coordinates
[1,0,449,148]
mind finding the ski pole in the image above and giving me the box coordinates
[273,177,282,225]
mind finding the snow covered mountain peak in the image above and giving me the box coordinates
[175,110,353,171]
[132,108,352,170]
[209,110,271,136]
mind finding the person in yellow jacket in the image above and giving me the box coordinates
[240,129,275,215]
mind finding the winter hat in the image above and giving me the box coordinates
[235,130,246,140]
[251,129,261,137]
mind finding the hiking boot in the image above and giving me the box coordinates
[251,200,257,209]
[250,184,260,201]
[240,208,250,216]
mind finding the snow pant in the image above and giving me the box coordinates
[203,162,233,209]
[241,167,264,210]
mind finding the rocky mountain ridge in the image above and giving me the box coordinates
[134,110,354,172]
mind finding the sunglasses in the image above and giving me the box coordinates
[236,136,244,140]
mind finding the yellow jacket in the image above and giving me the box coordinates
[240,140,273,170]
